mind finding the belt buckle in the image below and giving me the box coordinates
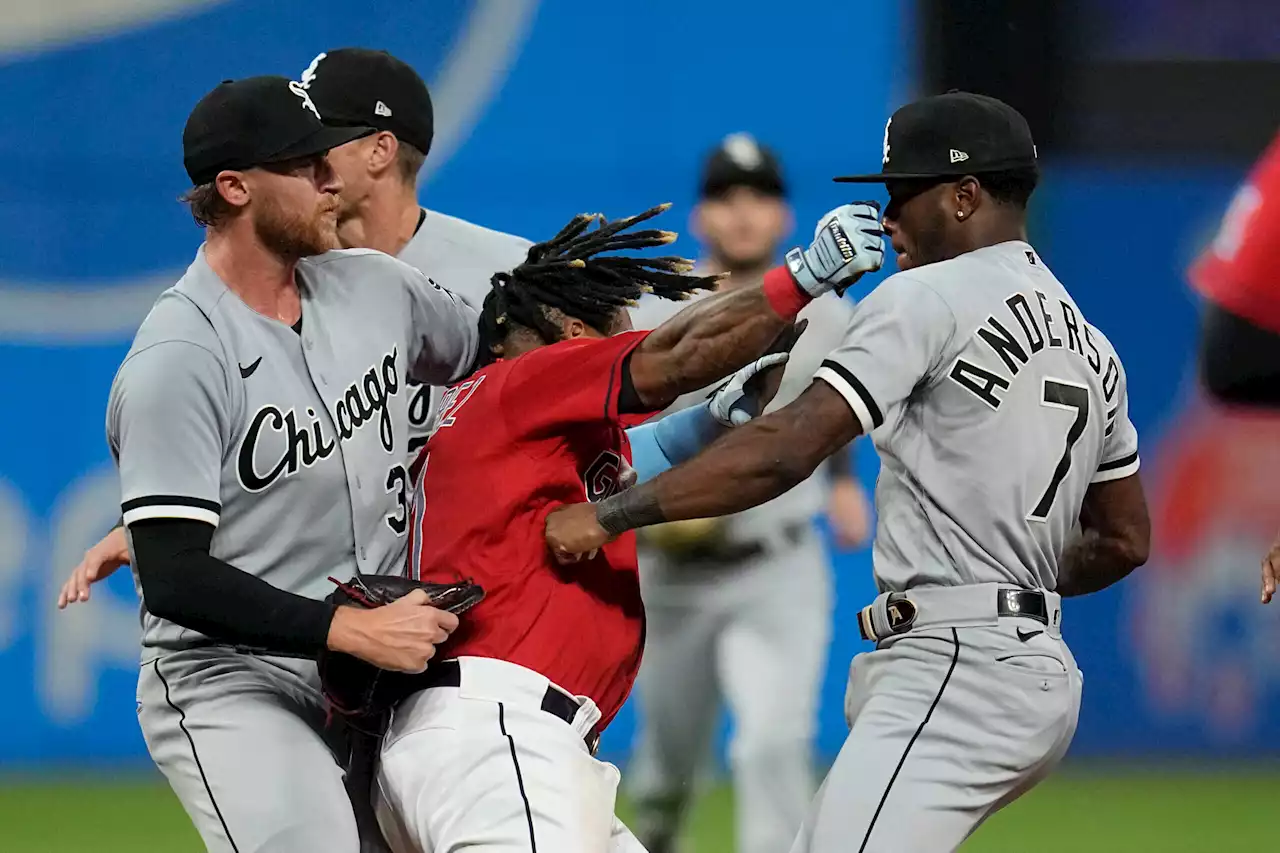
[998,589,1050,627]
[1001,588,1025,615]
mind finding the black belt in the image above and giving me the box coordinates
[857,588,1050,642]
[996,588,1050,625]
[421,660,601,755]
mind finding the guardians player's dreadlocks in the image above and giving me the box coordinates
[478,204,722,363]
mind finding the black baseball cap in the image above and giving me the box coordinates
[834,91,1037,183]
[299,48,434,156]
[183,75,374,185]
[699,133,787,199]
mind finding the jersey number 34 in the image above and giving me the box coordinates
[1028,378,1089,522]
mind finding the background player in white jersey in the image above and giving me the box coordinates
[111,76,475,853]
[626,133,870,853]
[546,92,1152,853]
[57,47,530,606]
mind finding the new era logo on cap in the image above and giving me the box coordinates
[949,148,969,163]
[374,100,392,117]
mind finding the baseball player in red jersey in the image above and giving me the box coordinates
[373,202,886,853]
[1189,130,1280,600]
[1192,131,1280,344]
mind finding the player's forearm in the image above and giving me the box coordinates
[630,267,805,409]
[626,403,723,482]
[599,411,828,532]
[131,519,335,656]
[1055,528,1147,597]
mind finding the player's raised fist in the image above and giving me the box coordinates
[785,202,885,298]
[327,594,460,673]
[545,502,612,563]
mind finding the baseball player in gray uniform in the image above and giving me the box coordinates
[112,76,478,853]
[297,48,533,462]
[58,48,530,608]
[545,92,1151,852]
[626,134,870,853]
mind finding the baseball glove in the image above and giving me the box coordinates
[317,573,485,720]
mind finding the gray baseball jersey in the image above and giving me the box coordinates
[397,208,531,458]
[108,245,479,654]
[630,284,856,532]
[814,240,1140,593]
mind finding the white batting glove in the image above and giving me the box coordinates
[785,202,885,297]
[708,352,791,427]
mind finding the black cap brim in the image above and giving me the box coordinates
[261,124,376,166]
[833,172,951,183]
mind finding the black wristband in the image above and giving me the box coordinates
[596,488,667,536]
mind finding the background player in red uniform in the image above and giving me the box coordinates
[1188,130,1280,602]
[374,202,885,853]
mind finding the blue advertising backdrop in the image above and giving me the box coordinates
[2,0,1277,770]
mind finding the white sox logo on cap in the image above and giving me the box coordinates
[299,51,326,87]
[288,79,321,120]
[722,132,763,170]
[881,117,892,166]
[289,51,325,120]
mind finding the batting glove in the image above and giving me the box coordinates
[785,202,885,298]
[708,352,791,427]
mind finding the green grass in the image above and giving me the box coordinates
[1,766,1275,852]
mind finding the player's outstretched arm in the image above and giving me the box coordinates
[1055,474,1150,597]
[546,381,859,559]
[625,204,882,412]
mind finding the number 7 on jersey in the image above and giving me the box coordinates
[1029,378,1090,522]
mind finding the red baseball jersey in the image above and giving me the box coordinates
[406,330,657,726]
[1190,131,1280,334]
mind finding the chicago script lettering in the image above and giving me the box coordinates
[237,347,400,492]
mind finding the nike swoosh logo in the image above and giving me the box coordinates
[1017,628,1044,642]
[239,357,262,379]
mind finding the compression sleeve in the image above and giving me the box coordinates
[131,518,335,656]
[627,402,724,482]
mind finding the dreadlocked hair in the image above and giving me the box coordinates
[477,203,721,363]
